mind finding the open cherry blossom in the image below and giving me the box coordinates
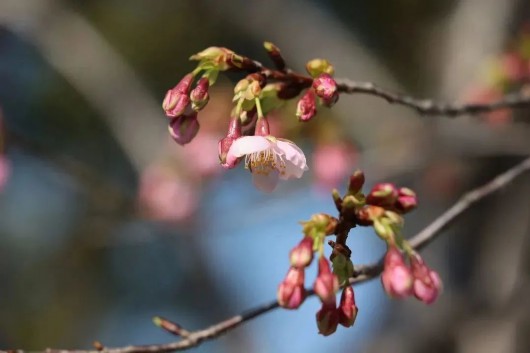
[226,135,308,192]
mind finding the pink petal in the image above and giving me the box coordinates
[252,170,280,192]
[228,136,270,158]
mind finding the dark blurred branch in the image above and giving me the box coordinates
[12,156,530,353]
[336,80,530,116]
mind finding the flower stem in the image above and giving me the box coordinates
[255,98,264,119]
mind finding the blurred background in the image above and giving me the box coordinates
[0,0,530,352]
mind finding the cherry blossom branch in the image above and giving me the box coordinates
[232,52,530,118]
[12,156,530,353]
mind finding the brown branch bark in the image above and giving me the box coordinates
[8,156,530,353]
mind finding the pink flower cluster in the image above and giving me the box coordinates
[163,74,207,145]
[296,60,339,122]
[366,183,418,214]
[278,238,358,336]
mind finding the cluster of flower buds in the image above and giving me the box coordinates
[162,43,348,192]
[347,183,419,244]
[279,212,358,336]
[278,213,338,309]
[365,183,418,214]
[163,73,205,145]
[381,245,442,304]
[315,255,358,336]
[296,59,339,122]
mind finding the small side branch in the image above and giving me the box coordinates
[12,157,530,353]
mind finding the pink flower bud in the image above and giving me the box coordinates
[367,183,398,207]
[289,237,314,268]
[314,257,339,305]
[162,74,194,117]
[316,303,339,336]
[338,285,358,327]
[168,113,200,145]
[296,89,317,121]
[312,73,339,107]
[218,116,242,169]
[277,267,306,309]
[410,254,442,304]
[348,170,365,195]
[394,187,418,213]
[190,77,210,111]
[381,246,413,298]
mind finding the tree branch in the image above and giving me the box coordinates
[10,157,530,353]
[336,80,530,116]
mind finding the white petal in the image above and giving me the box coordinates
[275,140,308,173]
[252,170,280,192]
[228,136,271,158]
[280,159,306,180]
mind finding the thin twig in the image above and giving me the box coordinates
[10,157,530,353]
[337,80,530,116]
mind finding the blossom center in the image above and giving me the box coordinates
[245,146,286,176]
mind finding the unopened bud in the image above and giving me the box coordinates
[312,73,339,107]
[190,77,210,111]
[277,267,306,309]
[381,246,413,298]
[263,41,286,71]
[254,116,270,136]
[314,256,339,305]
[338,286,358,327]
[296,89,317,122]
[410,253,442,304]
[394,187,418,213]
[162,74,194,117]
[306,59,335,78]
[289,237,314,268]
[347,170,365,195]
[366,183,398,207]
[316,303,339,336]
[168,113,199,145]
[219,116,242,168]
